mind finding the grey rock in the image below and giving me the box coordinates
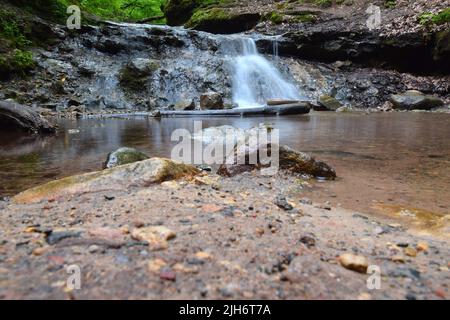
[104,147,149,169]
[390,90,444,110]
[318,95,343,111]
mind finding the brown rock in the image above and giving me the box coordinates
[338,253,369,273]
[131,226,176,250]
[416,242,428,252]
[13,158,199,204]
[404,247,417,257]
[148,259,167,274]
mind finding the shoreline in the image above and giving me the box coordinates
[0,170,448,299]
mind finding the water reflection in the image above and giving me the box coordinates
[0,112,449,216]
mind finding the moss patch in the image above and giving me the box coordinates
[186,7,260,33]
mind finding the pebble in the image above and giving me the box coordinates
[299,234,316,248]
[416,242,428,252]
[46,230,82,245]
[404,247,417,257]
[392,255,406,263]
[131,226,176,250]
[148,259,167,273]
[201,204,223,213]
[159,268,176,281]
[299,197,313,205]
[338,253,368,273]
[195,251,212,260]
[32,247,47,256]
[274,195,294,211]
[255,228,265,236]
[88,245,100,253]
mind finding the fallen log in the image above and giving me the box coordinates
[267,100,301,106]
[0,100,57,134]
[160,103,311,117]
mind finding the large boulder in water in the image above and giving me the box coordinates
[0,100,56,134]
[13,158,200,204]
[390,90,444,110]
[218,144,336,180]
[104,147,149,169]
[200,92,224,110]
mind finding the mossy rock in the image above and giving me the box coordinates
[0,49,35,80]
[104,147,150,169]
[163,0,200,26]
[186,8,261,34]
[318,95,343,111]
[434,29,450,64]
[13,158,200,204]
[390,90,444,110]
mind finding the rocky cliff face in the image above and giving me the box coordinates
[0,0,448,113]
[165,0,449,74]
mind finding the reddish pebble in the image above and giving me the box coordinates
[159,269,176,282]
[435,289,446,299]
[48,256,65,265]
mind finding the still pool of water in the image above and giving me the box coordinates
[1,112,449,218]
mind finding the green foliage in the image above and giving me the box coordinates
[186,7,230,27]
[12,49,35,70]
[0,49,35,78]
[297,0,332,8]
[293,13,316,23]
[78,0,167,22]
[10,0,67,22]
[163,0,233,26]
[419,9,450,26]
[384,0,396,9]
[9,0,167,23]
[0,12,31,48]
[267,12,283,25]
[431,8,450,25]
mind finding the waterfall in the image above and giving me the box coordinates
[231,38,301,109]
[273,36,279,62]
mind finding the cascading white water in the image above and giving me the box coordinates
[232,38,301,109]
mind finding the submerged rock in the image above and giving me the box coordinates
[104,147,149,169]
[13,158,200,204]
[0,100,56,134]
[200,92,224,110]
[390,90,444,110]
